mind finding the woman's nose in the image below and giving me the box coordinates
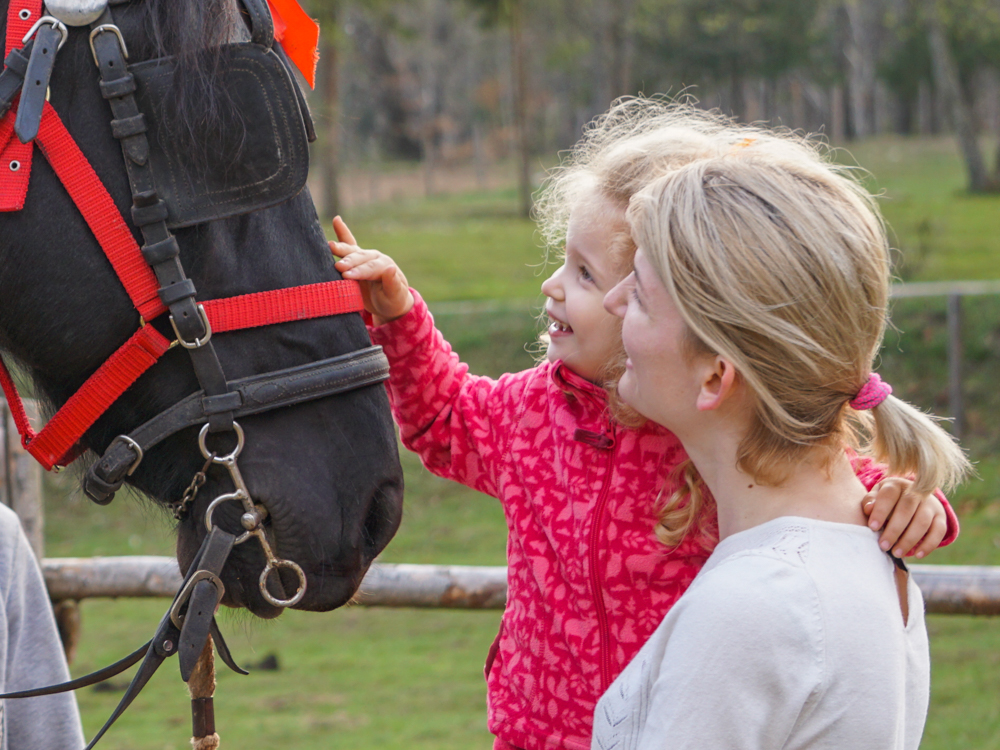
[604,274,631,317]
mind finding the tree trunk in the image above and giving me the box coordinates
[510,0,531,218]
[925,1,991,192]
[729,69,746,121]
[612,0,636,98]
[831,84,846,144]
[843,0,879,139]
[319,17,341,219]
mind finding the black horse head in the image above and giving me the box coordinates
[0,0,404,618]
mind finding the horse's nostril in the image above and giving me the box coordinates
[362,480,403,555]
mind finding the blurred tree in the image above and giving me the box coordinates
[302,0,343,218]
[923,0,1000,191]
[344,11,422,160]
[462,0,533,217]
[637,0,821,120]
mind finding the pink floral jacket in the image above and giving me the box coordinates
[368,291,959,750]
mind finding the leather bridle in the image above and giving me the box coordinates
[0,0,388,745]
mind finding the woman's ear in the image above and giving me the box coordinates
[696,356,739,412]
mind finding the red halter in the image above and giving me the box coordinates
[0,0,363,470]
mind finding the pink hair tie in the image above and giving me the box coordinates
[849,373,892,410]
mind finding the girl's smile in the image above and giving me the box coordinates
[540,191,628,382]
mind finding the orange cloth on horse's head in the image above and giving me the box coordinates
[266,0,320,89]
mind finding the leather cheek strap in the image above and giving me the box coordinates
[84,345,391,504]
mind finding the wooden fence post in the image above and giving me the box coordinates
[946,294,965,440]
[0,399,8,509]
[4,401,44,559]
[0,399,78,659]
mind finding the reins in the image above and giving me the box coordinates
[0,1,384,746]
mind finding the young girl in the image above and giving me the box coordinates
[596,105,969,748]
[331,99,959,750]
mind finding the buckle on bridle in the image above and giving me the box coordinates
[22,15,69,49]
[169,304,213,349]
[169,570,225,629]
[88,22,129,67]
[109,434,144,475]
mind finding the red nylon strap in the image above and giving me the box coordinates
[0,353,35,447]
[4,281,364,470]
[0,0,41,211]
[35,104,165,319]
[0,105,31,211]
[6,0,41,54]
[23,326,172,470]
[202,280,364,333]
[1,16,366,469]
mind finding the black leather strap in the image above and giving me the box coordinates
[272,42,316,143]
[0,42,32,119]
[0,639,149,699]
[91,9,235,431]
[178,529,234,680]
[238,0,274,49]
[84,346,391,504]
[14,25,61,143]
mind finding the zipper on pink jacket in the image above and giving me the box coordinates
[581,423,617,692]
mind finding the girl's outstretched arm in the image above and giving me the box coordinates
[329,217,519,499]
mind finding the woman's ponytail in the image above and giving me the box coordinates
[867,395,970,495]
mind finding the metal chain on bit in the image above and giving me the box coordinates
[171,453,216,521]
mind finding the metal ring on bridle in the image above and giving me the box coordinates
[204,491,253,545]
[198,422,244,463]
[259,559,307,608]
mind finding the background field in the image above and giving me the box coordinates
[43,136,1000,749]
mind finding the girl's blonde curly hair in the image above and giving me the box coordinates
[534,97,761,546]
[537,96,969,549]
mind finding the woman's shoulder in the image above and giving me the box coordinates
[0,504,24,546]
[681,542,819,625]
[688,518,900,636]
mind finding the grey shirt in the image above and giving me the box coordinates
[0,504,84,750]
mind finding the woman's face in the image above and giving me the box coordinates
[603,247,705,432]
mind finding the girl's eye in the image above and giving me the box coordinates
[629,286,642,307]
[579,266,593,282]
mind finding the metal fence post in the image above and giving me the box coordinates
[946,294,965,440]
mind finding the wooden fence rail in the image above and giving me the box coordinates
[5,284,1000,619]
[40,556,1000,616]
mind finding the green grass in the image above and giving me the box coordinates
[337,188,548,303]
[37,135,1000,748]
[841,137,1000,282]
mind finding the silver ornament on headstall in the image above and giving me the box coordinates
[44,0,108,27]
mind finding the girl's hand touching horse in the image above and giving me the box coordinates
[330,216,415,326]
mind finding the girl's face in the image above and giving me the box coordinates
[540,193,626,382]
[603,247,704,431]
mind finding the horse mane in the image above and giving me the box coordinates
[136,0,247,156]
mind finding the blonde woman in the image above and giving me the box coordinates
[597,109,969,749]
